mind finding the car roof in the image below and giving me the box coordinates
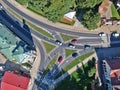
[58,56,63,62]
[72,39,77,41]
[56,40,60,42]
[69,43,74,45]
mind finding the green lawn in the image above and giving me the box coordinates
[42,41,56,54]
[55,58,96,90]
[46,55,58,70]
[27,4,44,16]
[16,0,29,5]
[64,52,94,72]
[26,22,54,39]
[61,33,78,42]
[43,55,58,75]
[7,7,54,39]
[111,3,120,19]
[65,49,77,58]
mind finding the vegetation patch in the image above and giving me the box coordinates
[61,33,77,42]
[16,0,29,5]
[111,3,120,19]
[42,41,56,54]
[65,49,77,58]
[27,0,74,22]
[55,58,96,90]
[26,22,54,39]
[81,9,100,30]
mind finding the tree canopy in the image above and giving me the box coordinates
[81,9,100,30]
[75,0,103,8]
[29,0,74,22]
[17,0,103,30]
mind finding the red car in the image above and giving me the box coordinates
[71,39,77,44]
[58,56,63,63]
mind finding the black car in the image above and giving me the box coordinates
[84,45,92,50]
[72,53,78,57]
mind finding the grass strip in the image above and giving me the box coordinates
[111,3,120,19]
[61,33,77,42]
[65,49,77,58]
[42,41,56,54]
[43,55,58,75]
[64,52,94,71]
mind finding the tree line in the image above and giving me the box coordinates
[17,0,104,30]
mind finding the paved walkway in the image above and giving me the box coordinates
[28,46,41,90]
[1,0,119,34]
[54,53,97,85]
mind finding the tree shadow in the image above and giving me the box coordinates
[55,58,96,90]
[23,19,30,32]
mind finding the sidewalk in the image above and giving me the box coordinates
[27,46,41,90]
[0,0,116,34]
[54,53,97,85]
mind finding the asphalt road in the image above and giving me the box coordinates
[3,0,99,37]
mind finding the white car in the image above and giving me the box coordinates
[55,40,62,45]
[112,33,119,38]
[98,32,106,37]
[68,43,75,48]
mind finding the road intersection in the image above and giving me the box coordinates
[1,1,120,90]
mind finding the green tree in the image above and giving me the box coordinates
[43,0,74,22]
[81,9,100,30]
[75,0,103,8]
[16,0,30,5]
[28,0,74,22]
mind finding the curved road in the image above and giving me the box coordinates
[2,0,99,37]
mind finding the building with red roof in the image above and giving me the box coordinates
[0,71,30,90]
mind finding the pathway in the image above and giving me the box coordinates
[28,46,41,90]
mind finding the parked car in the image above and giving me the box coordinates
[84,45,92,50]
[112,32,119,38]
[58,56,63,63]
[68,43,75,48]
[71,39,78,44]
[98,32,106,37]
[55,40,62,45]
[72,53,78,57]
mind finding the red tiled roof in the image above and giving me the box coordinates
[1,71,30,90]
[110,69,120,77]
[98,0,111,18]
